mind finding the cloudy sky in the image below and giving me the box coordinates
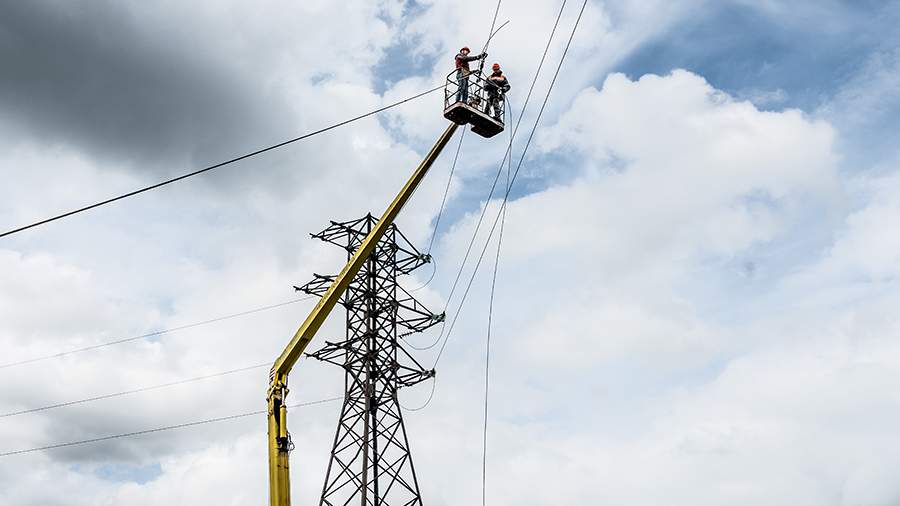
[2,0,900,504]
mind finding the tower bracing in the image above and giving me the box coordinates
[297,214,442,506]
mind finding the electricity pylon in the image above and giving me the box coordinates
[296,213,442,506]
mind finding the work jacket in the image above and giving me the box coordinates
[485,72,510,96]
[455,53,481,72]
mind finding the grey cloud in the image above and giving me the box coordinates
[0,1,296,174]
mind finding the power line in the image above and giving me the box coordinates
[0,397,342,458]
[403,134,468,344]
[426,128,466,256]
[403,0,570,413]
[406,0,566,355]
[439,0,569,320]
[482,1,503,56]
[482,87,514,506]
[405,258,437,293]
[0,85,445,239]
[402,95,514,353]
[477,0,505,75]
[486,1,503,49]
[399,377,437,412]
[0,362,270,418]
[0,296,314,370]
[433,0,571,366]
[434,0,587,369]
[401,319,445,351]
[403,128,468,295]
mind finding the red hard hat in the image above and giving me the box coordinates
[492,63,501,70]
[461,46,470,52]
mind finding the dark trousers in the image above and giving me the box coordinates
[456,70,470,103]
[487,94,503,119]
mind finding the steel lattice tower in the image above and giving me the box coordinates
[296,214,442,506]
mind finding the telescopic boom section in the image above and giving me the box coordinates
[267,122,459,506]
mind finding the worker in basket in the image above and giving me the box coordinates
[455,46,487,104]
[485,63,510,121]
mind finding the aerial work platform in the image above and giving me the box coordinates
[443,70,505,138]
[266,61,510,506]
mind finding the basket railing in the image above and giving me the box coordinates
[444,69,505,122]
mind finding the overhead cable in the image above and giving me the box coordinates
[0,397,342,458]
[399,377,437,412]
[482,90,515,506]
[439,0,569,319]
[483,1,504,55]
[430,0,569,364]
[426,128,467,256]
[405,0,567,355]
[434,0,588,369]
[405,259,437,294]
[0,85,445,239]
[0,362,270,418]
[0,296,314,370]
[403,128,467,295]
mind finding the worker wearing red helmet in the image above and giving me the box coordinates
[455,46,486,103]
[485,62,511,121]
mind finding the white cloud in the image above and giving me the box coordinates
[819,46,900,129]
[2,2,900,506]
[411,69,900,505]
[823,175,900,280]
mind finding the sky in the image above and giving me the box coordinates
[1,0,900,505]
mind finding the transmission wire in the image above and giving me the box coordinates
[399,377,437,412]
[482,93,514,506]
[438,0,569,320]
[0,397,342,458]
[402,94,511,354]
[406,0,566,355]
[426,128,467,256]
[401,323,445,351]
[0,85,445,239]
[404,0,569,406]
[403,127,467,295]
[481,0,503,60]
[0,362,271,418]
[401,130,469,342]
[433,0,588,370]
[0,296,315,370]
[487,1,502,48]
[405,258,437,293]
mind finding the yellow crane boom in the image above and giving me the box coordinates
[267,122,459,506]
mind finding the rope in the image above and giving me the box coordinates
[0,85,445,239]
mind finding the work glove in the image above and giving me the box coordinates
[479,52,487,59]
